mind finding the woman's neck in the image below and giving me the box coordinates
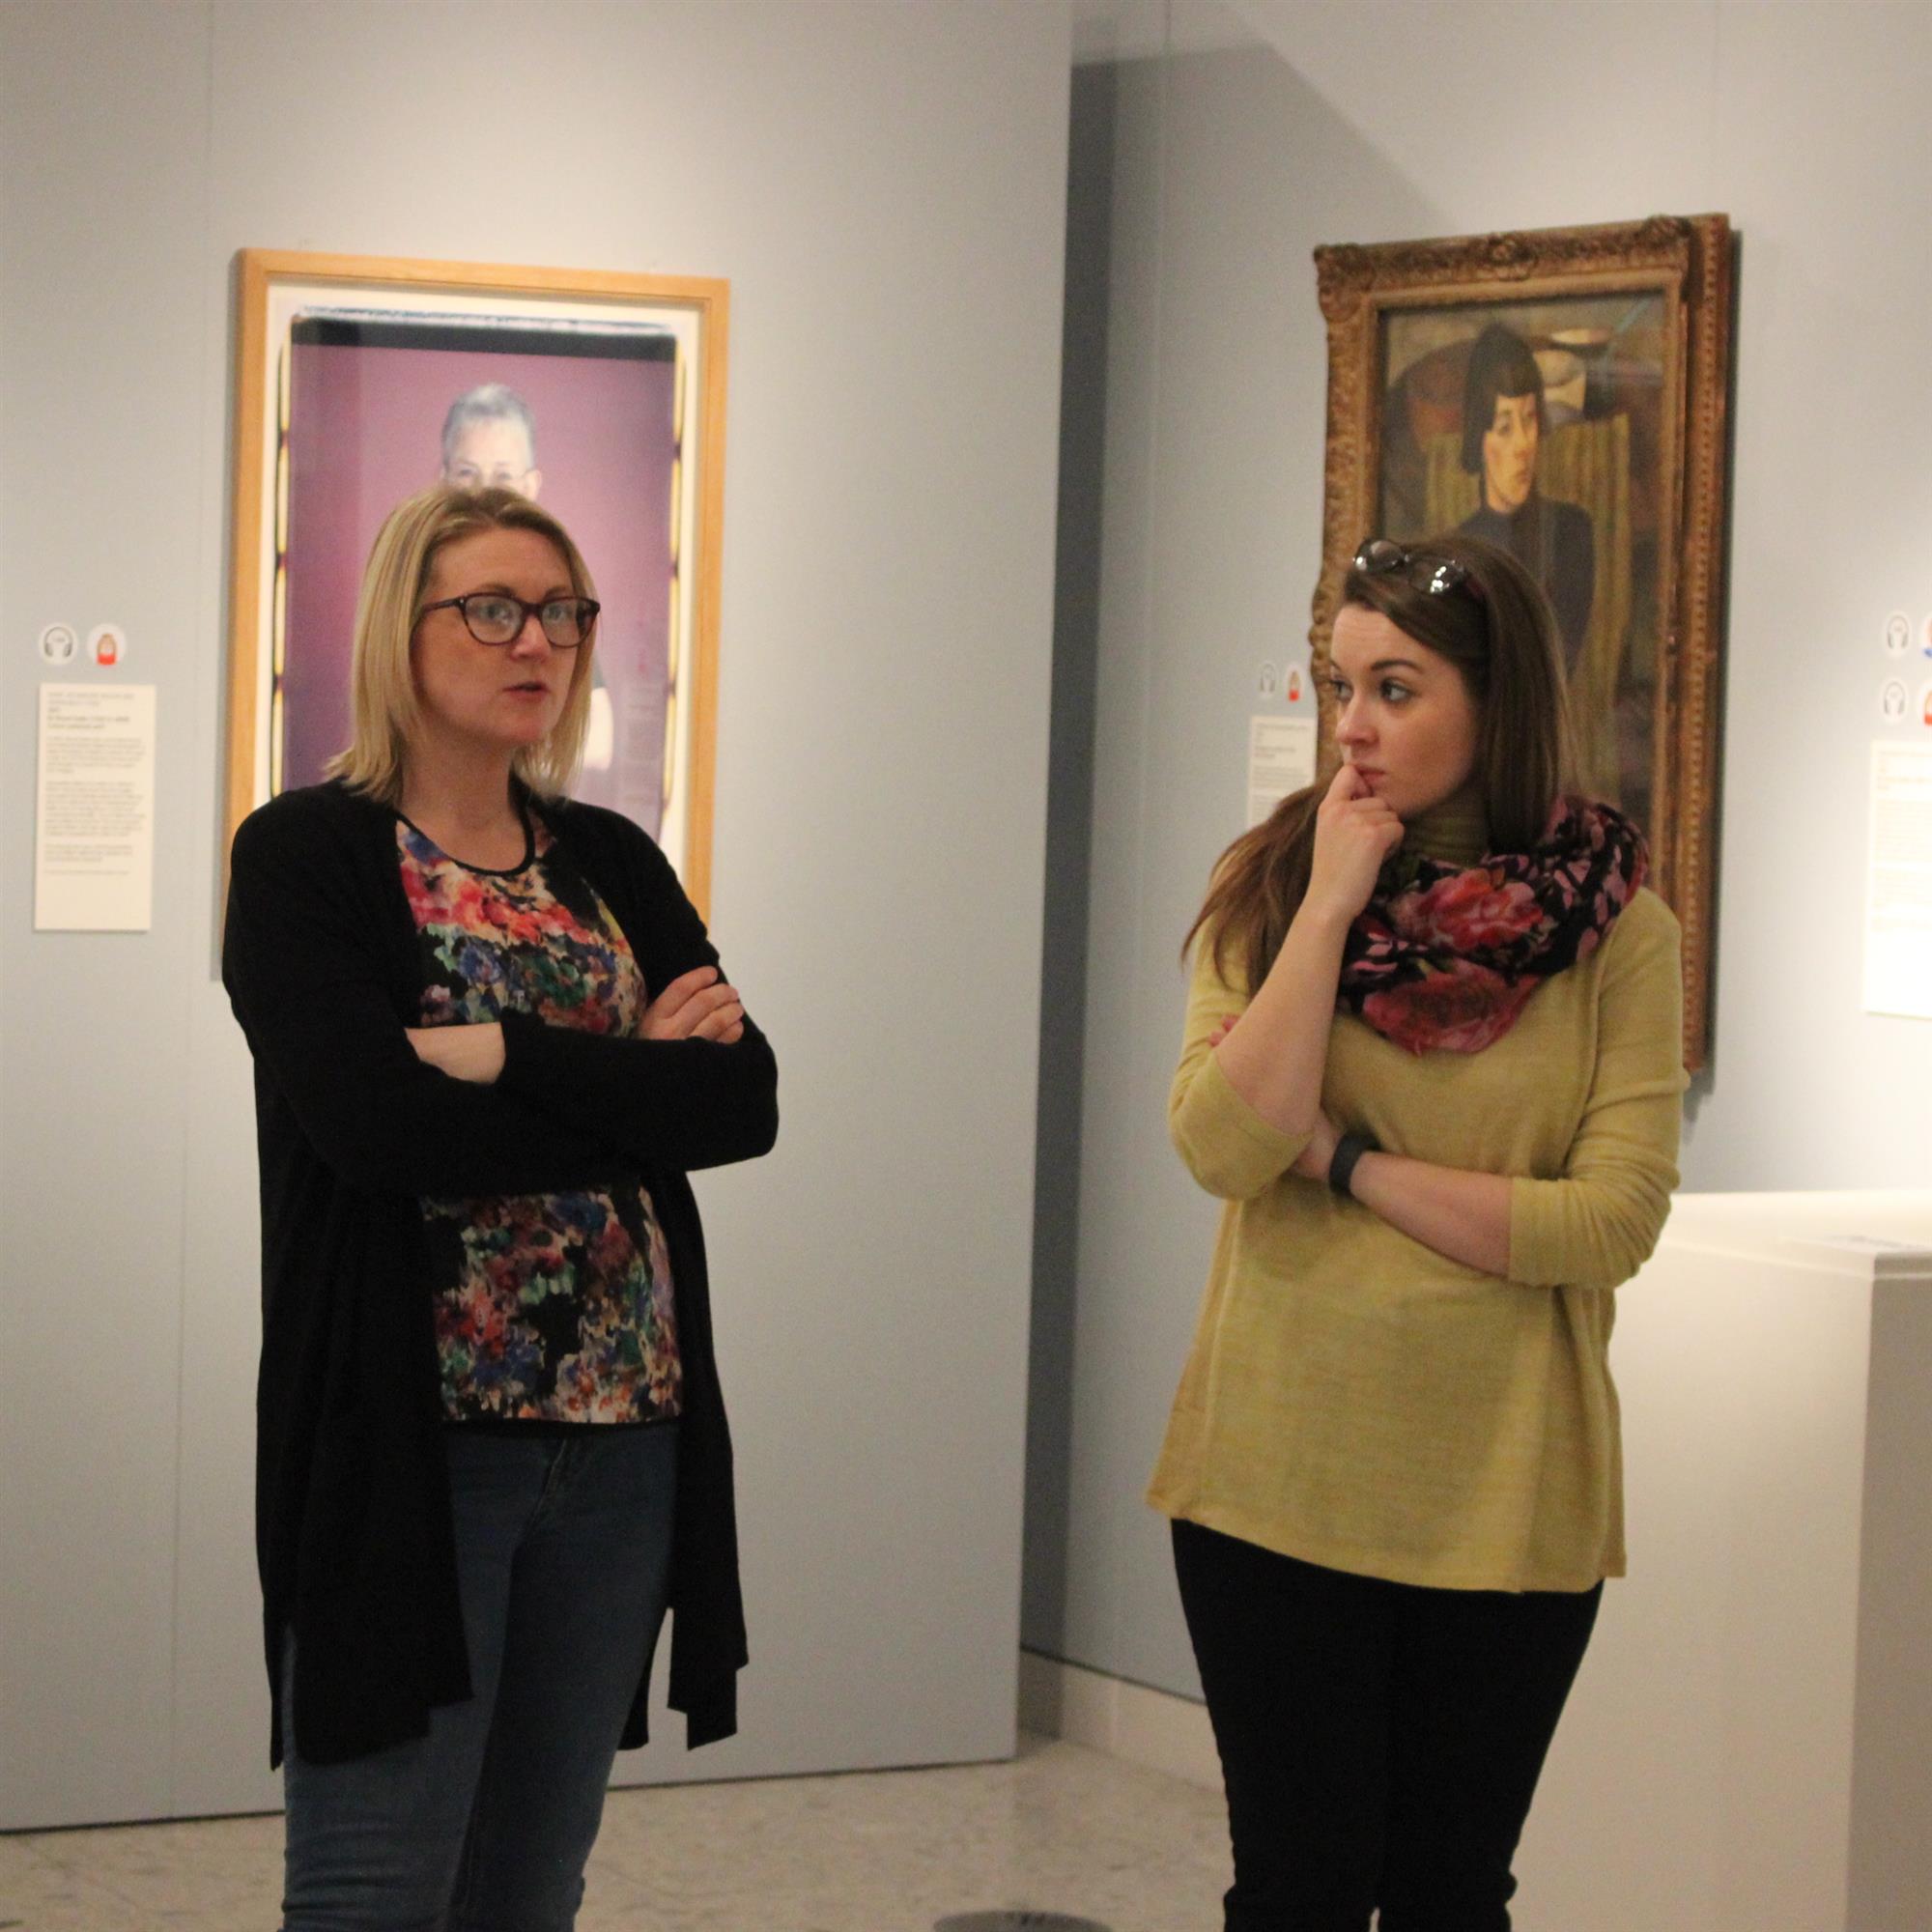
[397,738,526,863]
[1404,783,1490,867]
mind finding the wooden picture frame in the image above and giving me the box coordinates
[224,249,729,919]
[1310,213,1733,1069]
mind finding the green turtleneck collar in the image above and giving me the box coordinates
[1402,785,1490,867]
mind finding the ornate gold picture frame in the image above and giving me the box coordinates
[1310,214,1733,1069]
[224,249,729,919]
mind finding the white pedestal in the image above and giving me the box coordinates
[1516,1190,1932,1931]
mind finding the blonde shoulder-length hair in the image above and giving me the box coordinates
[326,484,599,804]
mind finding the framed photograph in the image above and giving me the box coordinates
[225,249,729,917]
[1308,213,1733,1068]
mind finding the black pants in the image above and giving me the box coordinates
[1172,1519,1602,1932]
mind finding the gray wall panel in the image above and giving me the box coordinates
[0,1,216,1829]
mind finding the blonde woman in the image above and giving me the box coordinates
[224,485,777,1931]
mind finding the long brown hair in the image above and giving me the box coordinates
[1184,532,1579,990]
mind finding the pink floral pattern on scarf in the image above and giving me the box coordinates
[1338,798,1646,1054]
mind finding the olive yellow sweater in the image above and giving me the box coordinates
[1147,798,1686,1593]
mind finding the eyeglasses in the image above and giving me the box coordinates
[419,592,600,649]
[1351,538,1476,600]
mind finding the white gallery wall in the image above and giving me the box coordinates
[1025,0,1932,1702]
[0,2,1072,1829]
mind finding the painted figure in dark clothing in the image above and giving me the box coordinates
[1458,323,1595,673]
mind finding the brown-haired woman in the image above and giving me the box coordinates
[224,484,777,1929]
[1149,533,1683,1931]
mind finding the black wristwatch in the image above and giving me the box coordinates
[1327,1128,1379,1200]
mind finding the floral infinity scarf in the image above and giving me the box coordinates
[1337,798,1647,1054]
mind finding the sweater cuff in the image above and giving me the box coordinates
[1204,1051,1306,1151]
[1507,1175,1537,1283]
[1172,1050,1311,1197]
[1508,1175,1567,1287]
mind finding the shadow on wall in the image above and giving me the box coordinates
[1021,57,1118,1659]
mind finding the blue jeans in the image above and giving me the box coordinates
[281,1425,678,1932]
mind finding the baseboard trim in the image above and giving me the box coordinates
[1017,1649,1221,1791]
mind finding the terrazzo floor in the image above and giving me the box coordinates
[0,1733,1230,1931]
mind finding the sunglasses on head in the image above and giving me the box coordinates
[1352,537,1481,601]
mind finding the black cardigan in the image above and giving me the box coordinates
[222,779,777,1767]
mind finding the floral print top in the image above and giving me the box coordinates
[398,814,681,1427]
